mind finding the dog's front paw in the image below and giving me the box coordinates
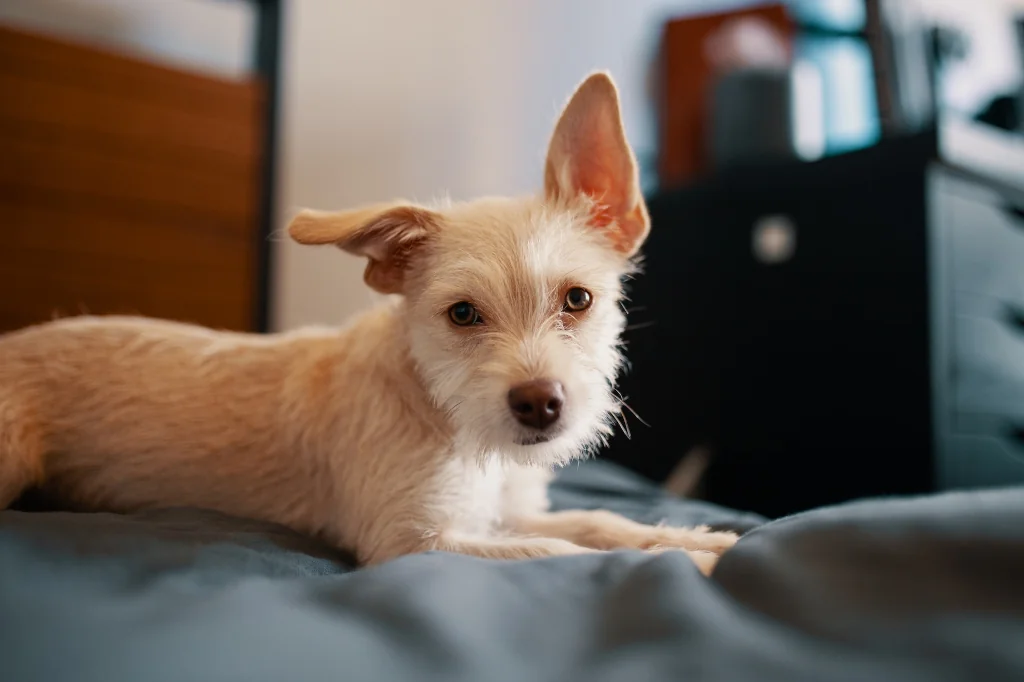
[640,525,739,555]
[681,527,739,555]
[646,547,720,576]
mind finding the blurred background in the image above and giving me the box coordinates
[1,0,1022,518]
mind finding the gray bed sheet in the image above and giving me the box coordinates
[1,460,1022,682]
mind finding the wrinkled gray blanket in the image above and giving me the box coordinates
[1,460,1022,682]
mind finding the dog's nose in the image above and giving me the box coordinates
[508,379,564,430]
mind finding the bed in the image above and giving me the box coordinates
[2,460,1023,682]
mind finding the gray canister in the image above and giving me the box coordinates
[708,64,824,170]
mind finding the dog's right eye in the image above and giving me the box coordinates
[448,302,482,326]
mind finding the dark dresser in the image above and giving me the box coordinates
[604,132,1024,518]
[930,167,1024,490]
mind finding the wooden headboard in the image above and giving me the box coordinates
[0,24,267,333]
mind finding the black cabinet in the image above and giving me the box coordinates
[604,133,1024,518]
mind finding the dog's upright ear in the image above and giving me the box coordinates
[545,71,650,257]
[288,203,439,294]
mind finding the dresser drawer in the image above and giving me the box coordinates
[945,181,1024,306]
[950,309,1024,419]
[936,425,1024,490]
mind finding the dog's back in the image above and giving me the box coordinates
[0,316,348,524]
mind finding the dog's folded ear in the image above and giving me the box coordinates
[545,71,650,257]
[288,203,439,294]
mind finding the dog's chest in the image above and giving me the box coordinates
[429,456,505,536]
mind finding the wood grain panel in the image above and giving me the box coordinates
[1,198,253,330]
[0,125,256,223]
[0,73,258,162]
[0,25,264,333]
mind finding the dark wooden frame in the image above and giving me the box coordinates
[247,0,283,332]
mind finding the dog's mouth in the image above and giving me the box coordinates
[515,433,553,446]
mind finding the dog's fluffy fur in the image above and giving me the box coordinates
[0,73,736,573]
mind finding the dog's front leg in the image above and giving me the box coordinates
[436,533,597,561]
[507,510,737,575]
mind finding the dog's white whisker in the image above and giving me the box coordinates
[609,408,630,440]
[618,398,649,429]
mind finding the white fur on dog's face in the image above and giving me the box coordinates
[402,197,635,467]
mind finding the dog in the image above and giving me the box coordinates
[0,72,737,574]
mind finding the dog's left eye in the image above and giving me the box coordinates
[563,287,592,312]
[448,301,483,326]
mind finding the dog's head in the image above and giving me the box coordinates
[289,72,649,467]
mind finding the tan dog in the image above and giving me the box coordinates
[0,73,736,574]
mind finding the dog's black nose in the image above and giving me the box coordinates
[508,380,564,430]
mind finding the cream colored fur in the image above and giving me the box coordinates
[0,73,736,574]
